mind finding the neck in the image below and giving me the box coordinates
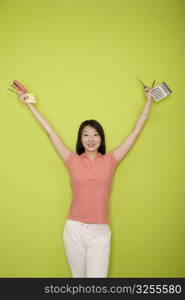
[84,150,98,159]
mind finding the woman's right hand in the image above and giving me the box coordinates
[17,91,29,104]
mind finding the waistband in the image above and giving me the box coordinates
[66,218,110,229]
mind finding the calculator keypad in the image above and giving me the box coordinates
[152,88,165,101]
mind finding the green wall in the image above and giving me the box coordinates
[0,0,184,277]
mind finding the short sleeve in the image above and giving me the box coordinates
[107,151,120,169]
[64,151,77,168]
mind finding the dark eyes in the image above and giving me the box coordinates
[83,133,99,136]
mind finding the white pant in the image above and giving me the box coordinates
[63,219,112,278]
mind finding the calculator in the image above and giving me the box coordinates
[151,82,172,101]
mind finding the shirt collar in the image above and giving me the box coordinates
[80,152,102,160]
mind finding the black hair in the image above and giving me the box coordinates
[76,119,106,155]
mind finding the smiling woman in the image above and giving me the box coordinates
[14,85,154,277]
[76,119,105,158]
[82,126,101,154]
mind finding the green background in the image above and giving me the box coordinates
[0,0,184,277]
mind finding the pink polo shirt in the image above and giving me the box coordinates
[64,151,119,224]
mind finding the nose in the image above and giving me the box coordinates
[88,136,94,141]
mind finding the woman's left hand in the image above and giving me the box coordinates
[144,87,154,101]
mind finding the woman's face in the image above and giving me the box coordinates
[81,125,101,152]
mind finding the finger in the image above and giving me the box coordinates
[145,87,153,92]
[18,91,24,95]
[19,93,28,99]
[149,87,154,92]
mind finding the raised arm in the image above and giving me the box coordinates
[18,93,70,161]
[113,88,154,162]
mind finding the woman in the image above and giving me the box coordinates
[17,87,154,278]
